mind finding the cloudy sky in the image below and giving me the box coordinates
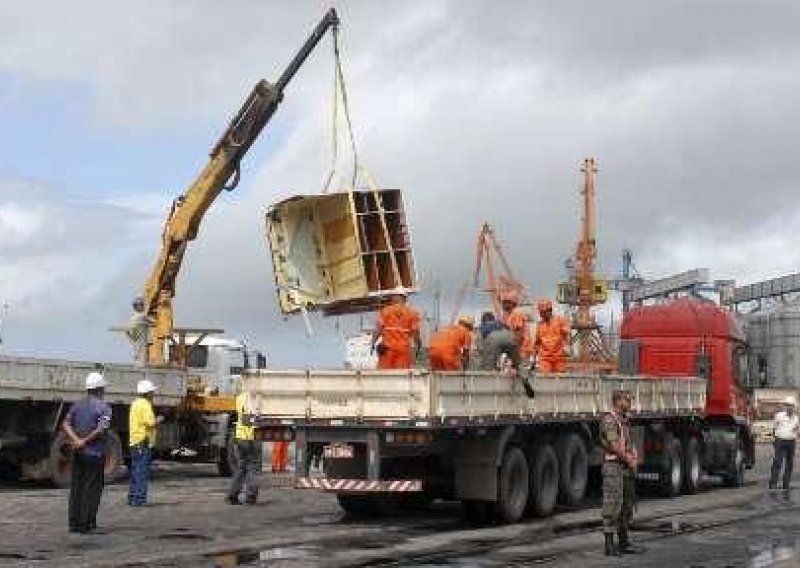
[0,1,798,366]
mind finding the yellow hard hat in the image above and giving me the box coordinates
[457,315,475,329]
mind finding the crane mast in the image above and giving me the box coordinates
[142,9,340,365]
[562,158,615,371]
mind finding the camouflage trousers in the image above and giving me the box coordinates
[601,461,635,533]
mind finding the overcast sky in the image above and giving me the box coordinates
[0,1,798,366]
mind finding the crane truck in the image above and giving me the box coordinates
[241,298,755,523]
[0,9,339,486]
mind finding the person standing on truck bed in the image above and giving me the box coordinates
[127,296,154,367]
[534,298,570,374]
[428,315,475,371]
[370,287,421,370]
[128,379,159,506]
[499,290,533,364]
[768,397,798,490]
[62,372,112,534]
[600,389,645,556]
[227,388,261,505]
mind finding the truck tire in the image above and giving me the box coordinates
[659,435,683,497]
[103,431,124,483]
[555,433,588,506]
[527,443,559,517]
[493,445,529,524]
[49,430,124,488]
[49,431,73,487]
[723,441,745,488]
[682,437,701,494]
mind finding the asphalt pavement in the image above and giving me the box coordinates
[0,444,796,567]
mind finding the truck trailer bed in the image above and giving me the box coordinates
[242,369,707,424]
[0,356,186,405]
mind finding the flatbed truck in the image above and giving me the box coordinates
[241,299,755,523]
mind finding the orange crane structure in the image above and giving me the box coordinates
[557,158,616,371]
[473,222,527,316]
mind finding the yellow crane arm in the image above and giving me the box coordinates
[141,8,340,365]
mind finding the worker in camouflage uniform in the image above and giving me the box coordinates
[599,389,645,556]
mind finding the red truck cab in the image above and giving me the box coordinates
[621,298,754,491]
[622,298,751,420]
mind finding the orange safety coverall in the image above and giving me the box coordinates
[502,308,533,360]
[535,315,570,373]
[428,325,473,371]
[377,304,421,370]
[271,441,289,472]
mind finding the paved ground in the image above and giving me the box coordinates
[0,444,797,567]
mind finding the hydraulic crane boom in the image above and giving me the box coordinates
[142,9,340,365]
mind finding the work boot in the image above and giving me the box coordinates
[618,527,646,554]
[604,533,620,556]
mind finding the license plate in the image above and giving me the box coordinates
[323,443,354,459]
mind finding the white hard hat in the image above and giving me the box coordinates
[784,397,796,406]
[85,372,108,390]
[137,379,157,395]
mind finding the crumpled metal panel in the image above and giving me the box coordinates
[265,189,417,316]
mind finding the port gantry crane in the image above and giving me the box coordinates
[557,158,616,371]
[140,9,340,367]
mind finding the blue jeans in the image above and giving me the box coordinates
[128,446,151,505]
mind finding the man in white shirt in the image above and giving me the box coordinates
[769,397,799,490]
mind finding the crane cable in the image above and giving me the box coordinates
[320,25,403,291]
[322,25,359,193]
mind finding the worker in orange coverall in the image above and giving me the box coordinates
[371,287,422,370]
[534,298,570,373]
[428,315,475,371]
[500,290,533,362]
[271,441,289,473]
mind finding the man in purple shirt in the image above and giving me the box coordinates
[62,372,112,534]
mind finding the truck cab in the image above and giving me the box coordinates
[179,336,267,395]
[621,298,755,486]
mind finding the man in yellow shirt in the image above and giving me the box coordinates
[227,390,261,505]
[128,379,157,506]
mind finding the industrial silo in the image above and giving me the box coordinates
[742,301,800,389]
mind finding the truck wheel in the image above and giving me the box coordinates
[527,443,559,517]
[217,434,238,477]
[555,433,588,506]
[49,430,123,487]
[493,445,529,524]
[49,431,74,487]
[103,431,124,483]
[723,442,745,488]
[659,435,683,497]
[682,437,701,494]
